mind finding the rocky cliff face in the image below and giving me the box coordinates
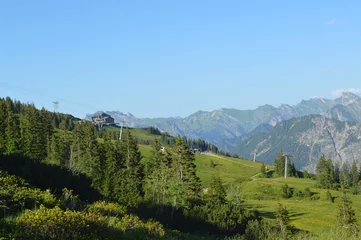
[237,115,361,172]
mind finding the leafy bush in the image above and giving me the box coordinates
[13,205,108,239]
[87,201,127,217]
[326,191,334,203]
[281,184,293,199]
[304,187,313,197]
[294,190,305,199]
[12,205,165,240]
[0,170,58,216]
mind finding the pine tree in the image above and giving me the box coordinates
[4,109,21,155]
[116,129,144,207]
[102,132,123,200]
[338,188,358,236]
[351,160,358,195]
[58,120,71,167]
[207,174,227,205]
[276,202,290,234]
[334,161,341,183]
[274,149,285,176]
[172,136,201,199]
[144,138,174,212]
[0,99,8,153]
[21,104,47,160]
[260,162,266,178]
[316,156,334,189]
[340,163,351,188]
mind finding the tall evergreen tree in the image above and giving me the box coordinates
[0,99,8,153]
[316,156,334,189]
[340,163,351,188]
[116,129,144,207]
[260,162,266,178]
[144,138,174,213]
[276,203,290,234]
[351,160,358,195]
[338,188,358,236]
[274,149,285,177]
[172,136,201,199]
[207,174,226,205]
[4,108,21,155]
[102,132,124,200]
[21,104,51,160]
[334,161,341,184]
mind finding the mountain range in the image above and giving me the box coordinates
[87,92,361,171]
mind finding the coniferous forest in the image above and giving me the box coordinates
[0,96,360,239]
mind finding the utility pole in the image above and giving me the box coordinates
[119,119,125,140]
[253,152,256,162]
[52,101,59,113]
[283,154,293,179]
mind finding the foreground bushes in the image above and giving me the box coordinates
[4,202,165,240]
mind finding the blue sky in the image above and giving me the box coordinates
[0,1,360,118]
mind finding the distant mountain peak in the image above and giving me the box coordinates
[340,92,360,106]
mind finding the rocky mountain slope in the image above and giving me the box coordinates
[88,92,361,145]
[237,115,361,172]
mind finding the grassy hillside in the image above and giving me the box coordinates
[242,177,361,235]
[134,126,359,236]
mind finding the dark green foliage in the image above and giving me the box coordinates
[102,132,124,201]
[274,149,295,177]
[316,156,336,189]
[172,136,202,202]
[276,203,290,234]
[0,170,58,217]
[351,160,358,195]
[244,219,284,240]
[337,189,358,236]
[340,163,351,188]
[303,170,310,179]
[326,190,334,203]
[260,162,266,178]
[281,184,293,198]
[304,187,312,198]
[0,154,100,202]
[207,174,227,205]
[116,129,144,207]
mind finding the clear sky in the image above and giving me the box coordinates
[0,1,360,118]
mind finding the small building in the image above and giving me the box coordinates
[92,112,115,125]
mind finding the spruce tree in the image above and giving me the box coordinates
[340,163,351,188]
[207,174,226,205]
[144,138,174,212]
[116,129,144,207]
[276,202,290,234]
[0,99,8,153]
[172,136,201,199]
[260,162,266,178]
[274,149,285,176]
[103,132,123,200]
[338,188,358,236]
[351,160,358,195]
[4,109,21,155]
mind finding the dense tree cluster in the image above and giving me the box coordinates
[316,156,360,193]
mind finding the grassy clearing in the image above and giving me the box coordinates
[242,177,361,234]
[194,153,273,186]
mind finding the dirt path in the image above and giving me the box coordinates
[250,173,261,181]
